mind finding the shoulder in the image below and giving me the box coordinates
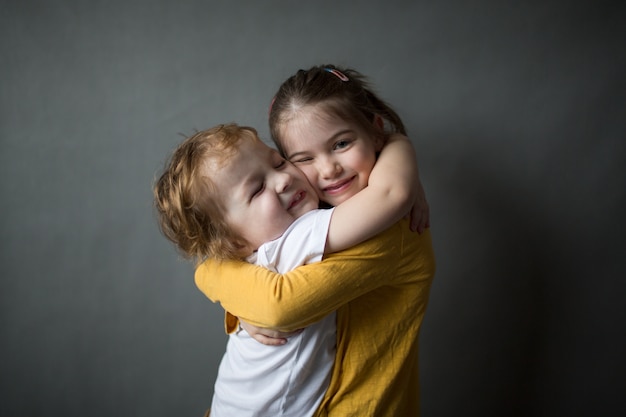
[325,219,407,260]
[329,219,434,261]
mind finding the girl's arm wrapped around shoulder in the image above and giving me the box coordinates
[195,223,404,331]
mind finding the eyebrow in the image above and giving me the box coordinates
[286,129,353,160]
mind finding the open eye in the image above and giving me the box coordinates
[333,139,352,150]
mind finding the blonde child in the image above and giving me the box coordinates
[195,65,436,416]
[154,122,418,416]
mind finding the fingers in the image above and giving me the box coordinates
[249,329,304,346]
[239,318,304,346]
[409,204,424,233]
[409,204,431,234]
[408,179,430,233]
[410,209,420,233]
[251,334,288,346]
[418,207,424,233]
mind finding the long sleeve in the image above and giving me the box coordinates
[198,220,436,416]
[195,220,407,331]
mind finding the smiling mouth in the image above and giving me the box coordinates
[323,177,354,194]
[288,191,306,210]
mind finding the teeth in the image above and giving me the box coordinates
[290,192,303,209]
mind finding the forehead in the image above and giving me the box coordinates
[281,106,348,139]
[219,136,272,164]
[289,104,344,129]
[279,105,369,151]
[205,138,275,187]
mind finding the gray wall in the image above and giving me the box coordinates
[1,1,624,416]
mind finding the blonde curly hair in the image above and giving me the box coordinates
[153,124,261,263]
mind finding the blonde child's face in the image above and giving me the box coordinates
[279,106,381,207]
[208,138,319,257]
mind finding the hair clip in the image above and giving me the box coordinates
[324,68,349,82]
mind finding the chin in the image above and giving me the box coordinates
[326,195,349,207]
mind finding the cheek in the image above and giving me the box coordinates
[298,165,318,185]
[350,150,376,174]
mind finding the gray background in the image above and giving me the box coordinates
[1,1,624,416]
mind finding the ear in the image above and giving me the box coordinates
[372,114,386,151]
[232,237,253,258]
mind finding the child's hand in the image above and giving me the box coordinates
[239,319,303,346]
[407,179,430,233]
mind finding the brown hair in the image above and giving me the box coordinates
[153,124,261,263]
[268,64,406,155]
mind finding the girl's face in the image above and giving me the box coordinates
[278,105,382,207]
[209,138,319,256]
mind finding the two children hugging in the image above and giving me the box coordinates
[154,65,435,417]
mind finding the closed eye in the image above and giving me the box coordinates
[291,156,313,164]
[251,183,264,200]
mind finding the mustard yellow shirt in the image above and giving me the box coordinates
[195,220,436,416]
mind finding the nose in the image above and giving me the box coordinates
[274,171,292,193]
[317,157,341,179]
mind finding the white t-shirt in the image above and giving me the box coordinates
[210,209,336,417]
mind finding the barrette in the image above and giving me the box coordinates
[324,68,349,82]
